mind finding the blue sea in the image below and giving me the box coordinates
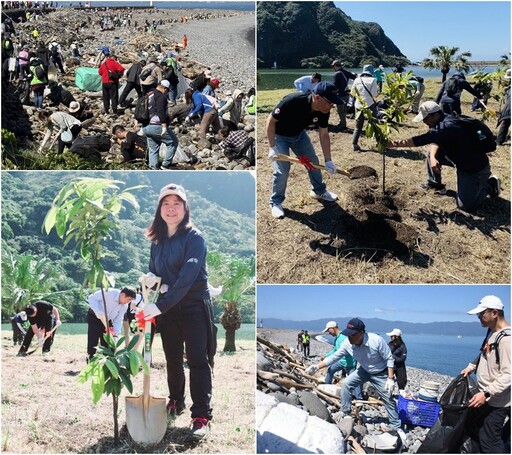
[402,334,483,378]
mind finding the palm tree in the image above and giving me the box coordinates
[422,46,472,82]
[208,252,255,352]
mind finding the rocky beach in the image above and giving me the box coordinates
[257,328,455,454]
[2,5,256,169]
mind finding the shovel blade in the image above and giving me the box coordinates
[126,395,167,444]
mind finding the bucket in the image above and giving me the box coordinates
[417,381,440,402]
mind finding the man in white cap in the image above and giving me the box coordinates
[387,100,501,212]
[461,295,510,453]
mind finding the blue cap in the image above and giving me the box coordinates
[341,318,366,336]
[313,81,344,105]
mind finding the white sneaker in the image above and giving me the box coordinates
[309,190,338,202]
[271,204,285,219]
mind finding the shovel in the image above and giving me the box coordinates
[125,276,167,445]
[272,153,377,179]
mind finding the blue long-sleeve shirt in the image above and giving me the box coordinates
[326,332,357,369]
[149,228,209,314]
[324,332,394,374]
[190,90,216,117]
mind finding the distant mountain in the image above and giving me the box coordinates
[257,1,408,69]
[260,317,482,337]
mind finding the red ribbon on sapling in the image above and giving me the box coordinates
[298,155,316,171]
[135,309,156,329]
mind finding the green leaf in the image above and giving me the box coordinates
[134,351,149,375]
[104,359,119,379]
[112,379,122,397]
[42,206,58,234]
[118,370,133,394]
[129,351,139,376]
[126,333,141,351]
[104,378,114,396]
[91,368,105,404]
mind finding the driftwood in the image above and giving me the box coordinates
[348,435,366,454]
[354,397,385,406]
[276,377,314,390]
[257,335,296,363]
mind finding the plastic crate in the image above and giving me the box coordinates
[397,395,440,428]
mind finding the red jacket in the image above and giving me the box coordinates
[98,57,125,83]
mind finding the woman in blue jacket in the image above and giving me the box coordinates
[185,88,221,140]
[142,183,216,440]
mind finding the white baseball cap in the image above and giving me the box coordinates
[467,295,504,314]
[386,328,402,337]
[159,79,170,88]
[158,183,187,203]
[322,320,338,332]
[19,311,27,321]
[413,101,442,122]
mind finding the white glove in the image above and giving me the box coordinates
[208,283,223,296]
[55,320,62,327]
[325,160,336,175]
[268,146,279,160]
[160,284,169,293]
[141,272,157,288]
[385,378,395,394]
[37,336,45,345]
[305,365,319,375]
[161,125,167,136]
[143,303,162,320]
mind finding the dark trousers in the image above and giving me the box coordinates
[467,403,510,453]
[159,301,212,420]
[119,81,142,106]
[441,99,462,116]
[58,124,82,154]
[20,320,56,353]
[394,363,407,389]
[302,343,310,357]
[497,118,510,144]
[102,82,119,113]
[11,319,25,344]
[87,309,108,359]
[51,55,65,73]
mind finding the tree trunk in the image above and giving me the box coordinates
[223,326,237,352]
[441,67,449,83]
[113,394,119,444]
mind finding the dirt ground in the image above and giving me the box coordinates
[256,93,510,284]
[1,332,255,454]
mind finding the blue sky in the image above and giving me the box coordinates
[334,1,511,62]
[257,285,511,323]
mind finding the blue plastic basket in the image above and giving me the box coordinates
[397,395,441,428]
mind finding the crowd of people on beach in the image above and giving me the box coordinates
[1,5,256,168]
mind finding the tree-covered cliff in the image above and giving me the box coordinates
[257,1,409,68]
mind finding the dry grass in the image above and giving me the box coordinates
[256,80,510,284]
[1,331,255,454]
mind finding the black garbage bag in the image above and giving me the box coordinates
[417,375,476,453]
[69,135,111,161]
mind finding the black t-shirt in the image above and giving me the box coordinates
[412,114,489,173]
[121,132,147,162]
[28,301,54,329]
[272,93,329,137]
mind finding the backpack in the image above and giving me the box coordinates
[50,43,59,57]
[139,64,154,82]
[477,328,511,367]
[456,117,496,153]
[445,78,460,97]
[190,73,207,91]
[134,94,150,124]
[35,64,46,80]
[4,39,13,51]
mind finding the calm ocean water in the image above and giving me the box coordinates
[401,334,483,377]
[258,65,500,90]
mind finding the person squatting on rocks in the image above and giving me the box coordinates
[321,321,362,400]
[218,126,254,164]
[218,89,244,131]
[332,60,357,131]
[266,81,341,220]
[141,183,216,441]
[185,87,221,140]
[306,317,402,432]
[351,64,379,152]
[388,101,501,212]
[98,52,125,115]
[119,58,145,107]
[142,80,180,170]
[17,300,62,356]
[386,328,408,394]
[112,124,148,163]
[11,310,28,346]
[435,71,482,117]
[38,109,82,154]
[461,295,511,454]
[294,72,322,94]
[86,287,136,360]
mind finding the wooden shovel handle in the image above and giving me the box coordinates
[272,153,351,177]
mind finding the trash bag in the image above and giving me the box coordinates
[417,375,476,453]
[69,135,111,161]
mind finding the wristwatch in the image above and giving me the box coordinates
[483,390,491,399]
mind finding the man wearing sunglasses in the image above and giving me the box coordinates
[267,81,343,219]
[461,295,510,453]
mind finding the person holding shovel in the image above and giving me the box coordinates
[142,183,217,441]
[17,300,62,356]
[86,286,136,361]
[267,81,342,219]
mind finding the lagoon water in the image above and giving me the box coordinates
[258,65,499,90]
[401,333,483,377]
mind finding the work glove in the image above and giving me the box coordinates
[160,284,169,294]
[305,364,319,375]
[143,303,162,320]
[268,146,279,160]
[385,378,395,394]
[161,125,168,136]
[184,115,192,125]
[37,336,45,345]
[208,283,223,296]
[141,272,157,288]
[325,160,336,175]
[55,319,62,327]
